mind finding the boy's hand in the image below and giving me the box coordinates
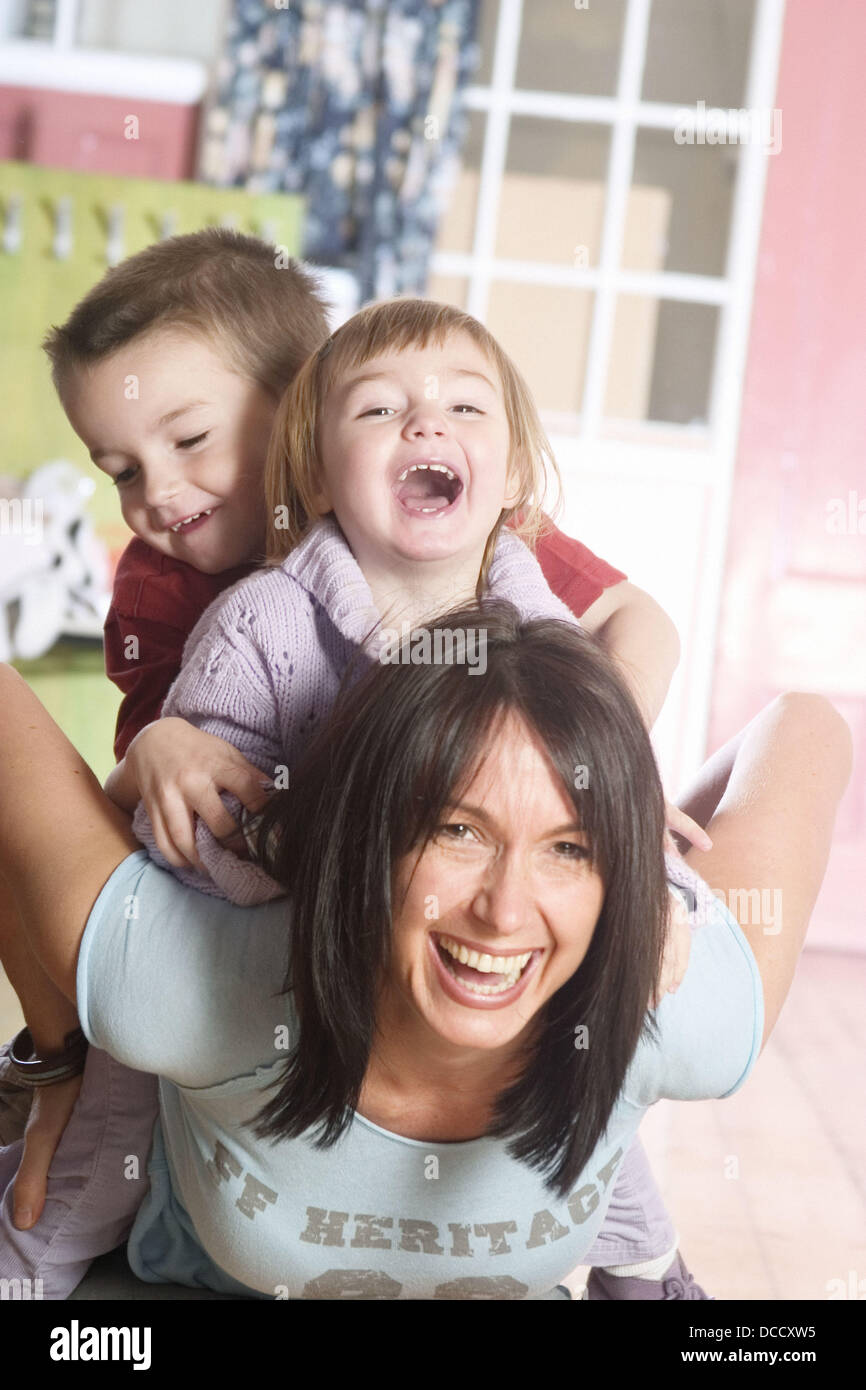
[651,886,692,1008]
[126,719,274,871]
[664,798,712,855]
[12,1072,83,1230]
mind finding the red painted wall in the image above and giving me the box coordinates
[0,86,199,178]
[708,0,866,950]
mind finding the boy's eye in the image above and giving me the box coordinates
[177,431,210,449]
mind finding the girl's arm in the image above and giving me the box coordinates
[579,580,680,729]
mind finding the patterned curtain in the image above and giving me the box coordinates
[200,0,481,302]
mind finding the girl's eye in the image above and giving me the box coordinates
[450,404,482,414]
[112,466,138,487]
[177,431,209,449]
[359,406,395,418]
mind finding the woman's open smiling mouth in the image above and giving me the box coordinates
[429,931,541,1009]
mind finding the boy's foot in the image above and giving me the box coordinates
[0,1037,32,1145]
[586,1251,713,1300]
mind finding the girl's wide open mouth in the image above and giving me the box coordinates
[392,461,464,516]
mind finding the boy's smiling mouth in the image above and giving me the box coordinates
[393,459,463,516]
[166,508,217,534]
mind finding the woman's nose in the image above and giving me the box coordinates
[470,853,534,937]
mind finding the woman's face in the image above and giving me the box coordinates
[384,713,606,1057]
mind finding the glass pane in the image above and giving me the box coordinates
[77,0,224,61]
[426,275,469,309]
[516,0,627,97]
[496,118,610,265]
[625,127,736,278]
[475,0,500,86]
[642,0,756,109]
[433,110,486,255]
[605,297,719,425]
[486,283,593,414]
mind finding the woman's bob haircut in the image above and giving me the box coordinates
[249,602,668,1199]
[264,297,562,586]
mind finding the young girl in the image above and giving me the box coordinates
[0,291,698,1299]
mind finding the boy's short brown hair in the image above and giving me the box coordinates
[42,228,330,401]
[265,297,562,577]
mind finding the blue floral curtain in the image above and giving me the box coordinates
[200,0,481,302]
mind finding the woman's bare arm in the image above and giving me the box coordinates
[0,665,140,1006]
[682,692,852,1049]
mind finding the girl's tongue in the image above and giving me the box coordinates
[394,464,461,514]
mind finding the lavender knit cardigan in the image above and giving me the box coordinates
[130,517,582,906]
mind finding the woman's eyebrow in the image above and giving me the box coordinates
[446,802,583,837]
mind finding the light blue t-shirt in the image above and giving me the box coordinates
[77,851,763,1301]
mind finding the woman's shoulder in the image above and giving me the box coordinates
[623,867,765,1109]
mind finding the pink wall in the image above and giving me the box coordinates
[708,0,866,949]
[0,87,199,178]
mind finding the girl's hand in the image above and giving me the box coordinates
[126,719,274,872]
[651,886,692,1008]
[664,798,712,856]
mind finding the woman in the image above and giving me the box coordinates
[0,605,851,1299]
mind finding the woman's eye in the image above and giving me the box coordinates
[177,431,209,449]
[553,841,590,862]
[437,822,477,843]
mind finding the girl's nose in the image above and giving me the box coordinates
[402,403,450,440]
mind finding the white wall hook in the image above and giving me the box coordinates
[53,197,73,260]
[2,194,22,255]
[106,204,125,266]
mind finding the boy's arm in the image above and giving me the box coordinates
[580,580,680,729]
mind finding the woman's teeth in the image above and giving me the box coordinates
[171,509,213,532]
[437,934,532,995]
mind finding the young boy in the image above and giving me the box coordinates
[0,228,691,1299]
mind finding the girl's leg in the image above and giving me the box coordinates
[0,1050,159,1299]
[681,693,852,1045]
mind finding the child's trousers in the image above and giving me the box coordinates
[0,1047,675,1298]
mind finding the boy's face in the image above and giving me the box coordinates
[315,331,519,581]
[61,328,276,574]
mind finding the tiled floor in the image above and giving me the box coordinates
[1,950,863,1301]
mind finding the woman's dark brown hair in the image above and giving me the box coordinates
[249,601,668,1198]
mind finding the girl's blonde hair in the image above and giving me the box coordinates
[264,298,561,581]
